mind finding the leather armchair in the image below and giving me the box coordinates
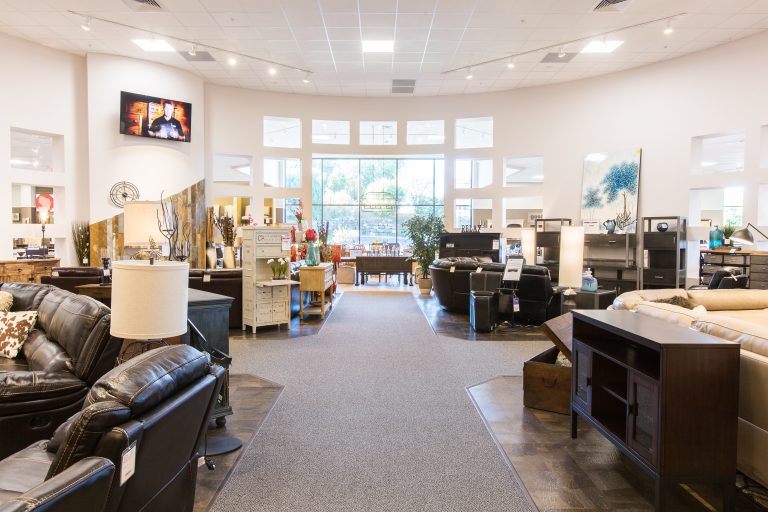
[39,268,102,294]
[0,345,224,512]
[0,283,118,459]
[430,258,488,312]
[690,269,750,290]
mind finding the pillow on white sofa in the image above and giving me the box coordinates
[611,289,689,311]
[635,301,705,328]
[693,315,768,358]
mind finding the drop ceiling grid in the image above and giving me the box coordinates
[0,0,766,95]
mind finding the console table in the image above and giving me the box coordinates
[354,256,412,285]
[299,263,333,319]
[570,310,740,511]
[0,258,59,283]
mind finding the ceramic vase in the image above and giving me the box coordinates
[306,241,320,266]
[223,246,236,268]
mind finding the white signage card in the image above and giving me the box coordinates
[503,258,524,282]
[103,269,110,277]
[203,273,211,283]
[583,220,600,234]
[281,235,291,251]
[492,240,500,250]
[120,441,137,486]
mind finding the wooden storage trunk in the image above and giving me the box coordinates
[523,313,573,415]
[337,265,355,284]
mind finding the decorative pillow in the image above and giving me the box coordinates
[0,291,12,312]
[653,296,695,309]
[0,311,38,359]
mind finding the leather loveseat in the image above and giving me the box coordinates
[610,288,768,489]
[0,345,224,512]
[39,267,102,294]
[0,283,118,459]
[430,258,560,325]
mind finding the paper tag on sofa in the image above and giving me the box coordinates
[120,441,137,486]
[449,266,455,273]
[513,297,520,312]
[203,274,211,283]
[103,269,110,277]
[52,271,59,277]
[476,267,482,273]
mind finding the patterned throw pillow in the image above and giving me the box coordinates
[653,296,695,309]
[0,291,12,313]
[0,311,38,359]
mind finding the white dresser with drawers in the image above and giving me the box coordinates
[241,226,294,332]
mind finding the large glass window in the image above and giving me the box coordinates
[454,198,493,229]
[455,159,492,189]
[263,116,301,148]
[455,117,493,149]
[360,121,397,145]
[264,158,301,188]
[213,154,251,184]
[312,120,350,145]
[312,157,444,245]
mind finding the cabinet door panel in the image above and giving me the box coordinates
[572,341,592,411]
[628,371,659,468]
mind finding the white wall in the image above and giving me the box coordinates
[86,53,205,222]
[0,33,89,264]
[205,31,768,280]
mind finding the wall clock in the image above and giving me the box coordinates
[109,181,140,208]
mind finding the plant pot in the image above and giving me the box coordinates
[223,246,236,269]
[206,246,217,269]
[418,276,432,295]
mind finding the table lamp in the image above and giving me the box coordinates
[38,207,49,251]
[559,226,585,311]
[731,223,768,245]
[521,228,536,266]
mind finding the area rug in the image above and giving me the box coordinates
[212,292,549,512]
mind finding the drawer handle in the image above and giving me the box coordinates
[654,275,664,279]
[608,240,616,244]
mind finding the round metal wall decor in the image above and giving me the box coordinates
[109,181,140,208]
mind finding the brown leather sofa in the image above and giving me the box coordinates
[39,267,103,294]
[0,345,224,512]
[0,283,118,459]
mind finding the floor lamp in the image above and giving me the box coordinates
[731,223,768,246]
[521,228,536,266]
[559,226,585,312]
[110,260,242,458]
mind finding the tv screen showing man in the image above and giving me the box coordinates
[148,100,186,141]
[119,91,192,143]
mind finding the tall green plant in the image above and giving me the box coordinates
[722,223,736,239]
[403,213,444,279]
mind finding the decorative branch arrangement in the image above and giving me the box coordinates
[214,215,235,246]
[156,191,191,261]
[71,221,90,266]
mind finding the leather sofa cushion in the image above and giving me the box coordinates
[46,401,130,478]
[687,289,768,311]
[706,309,768,325]
[51,267,101,277]
[0,371,87,404]
[0,283,50,312]
[635,301,706,328]
[692,315,768,358]
[22,330,74,373]
[85,345,210,415]
[432,257,483,270]
[36,289,109,371]
[0,441,54,497]
[611,288,688,310]
[0,357,28,372]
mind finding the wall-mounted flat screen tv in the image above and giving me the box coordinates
[119,91,192,142]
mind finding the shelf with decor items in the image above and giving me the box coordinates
[241,226,293,332]
[534,218,572,281]
[582,233,639,296]
[698,249,768,289]
[641,216,687,290]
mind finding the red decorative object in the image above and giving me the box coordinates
[299,243,308,260]
[35,194,54,210]
[291,225,296,243]
[293,200,304,224]
[332,244,342,262]
[290,244,297,262]
[305,228,318,242]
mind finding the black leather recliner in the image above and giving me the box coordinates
[39,267,103,294]
[0,345,225,512]
[0,283,118,459]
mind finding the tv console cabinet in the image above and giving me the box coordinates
[570,310,740,511]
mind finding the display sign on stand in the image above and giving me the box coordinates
[503,258,524,282]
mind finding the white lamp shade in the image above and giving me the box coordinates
[124,201,165,247]
[558,226,585,288]
[110,261,189,339]
[521,228,536,266]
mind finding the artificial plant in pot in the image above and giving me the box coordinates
[403,213,444,295]
[722,223,736,246]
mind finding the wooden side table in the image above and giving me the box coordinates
[299,263,333,319]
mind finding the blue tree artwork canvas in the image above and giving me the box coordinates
[580,148,642,233]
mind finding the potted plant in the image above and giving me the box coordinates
[403,213,444,295]
[722,223,736,246]
[71,221,90,266]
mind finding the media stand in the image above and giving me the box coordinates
[570,310,740,511]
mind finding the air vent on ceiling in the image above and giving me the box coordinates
[122,0,164,12]
[392,79,416,94]
[541,52,578,63]
[592,0,635,12]
[180,51,215,62]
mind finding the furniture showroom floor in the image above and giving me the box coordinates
[195,280,768,512]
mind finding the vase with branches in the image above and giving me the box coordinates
[156,192,191,261]
[71,222,90,266]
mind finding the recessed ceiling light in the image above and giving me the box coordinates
[81,17,91,32]
[465,68,473,80]
[268,67,277,75]
[581,40,624,54]
[701,161,718,167]
[227,57,238,66]
[362,40,394,53]
[507,60,515,69]
[302,72,312,83]
[664,20,674,35]
[131,39,175,52]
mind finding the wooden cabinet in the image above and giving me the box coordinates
[240,227,293,332]
[642,217,686,289]
[0,259,59,283]
[570,310,740,511]
[299,263,333,319]
[583,233,639,296]
[750,254,768,290]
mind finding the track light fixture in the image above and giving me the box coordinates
[188,44,197,57]
[465,68,473,79]
[558,46,566,58]
[664,20,674,35]
[302,72,312,83]
[81,17,91,31]
[506,60,515,69]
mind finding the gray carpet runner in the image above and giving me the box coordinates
[212,292,548,512]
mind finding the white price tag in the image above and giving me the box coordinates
[120,441,137,486]
[476,267,483,273]
[449,266,456,273]
[513,296,520,312]
[103,269,110,277]
[282,235,291,251]
[503,258,523,282]
[203,274,212,283]
[492,240,499,250]
[52,271,59,277]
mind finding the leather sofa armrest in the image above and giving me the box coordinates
[0,371,87,404]
[0,457,114,512]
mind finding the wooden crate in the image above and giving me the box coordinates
[523,347,571,415]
